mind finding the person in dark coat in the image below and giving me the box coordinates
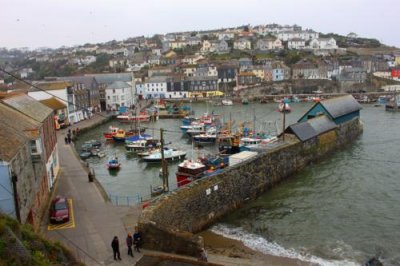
[133,229,142,252]
[111,236,121,260]
[126,233,134,257]
[67,133,72,144]
[64,136,68,144]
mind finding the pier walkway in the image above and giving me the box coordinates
[43,113,143,265]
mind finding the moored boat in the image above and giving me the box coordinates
[79,151,91,160]
[116,112,151,123]
[222,99,233,106]
[112,129,128,142]
[142,148,186,163]
[103,126,119,140]
[278,102,291,113]
[176,160,207,187]
[107,156,121,170]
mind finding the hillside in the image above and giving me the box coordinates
[0,213,80,266]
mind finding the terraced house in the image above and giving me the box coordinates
[0,93,58,229]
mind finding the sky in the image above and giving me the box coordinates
[2,0,399,49]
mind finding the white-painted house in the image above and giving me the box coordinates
[256,38,283,50]
[143,76,168,99]
[288,39,306,50]
[105,81,135,110]
[277,30,319,41]
[309,38,338,49]
[233,38,252,50]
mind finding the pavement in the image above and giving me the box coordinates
[43,113,144,266]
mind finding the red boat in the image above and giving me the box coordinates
[103,126,119,140]
[176,160,207,187]
[116,112,151,123]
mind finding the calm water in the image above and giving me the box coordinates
[76,103,399,265]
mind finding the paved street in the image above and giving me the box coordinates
[43,113,143,265]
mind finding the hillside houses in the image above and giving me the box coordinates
[256,38,283,51]
[233,38,252,50]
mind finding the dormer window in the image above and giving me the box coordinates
[30,139,42,155]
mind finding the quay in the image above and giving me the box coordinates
[138,95,364,257]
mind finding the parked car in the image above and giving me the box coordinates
[49,196,70,223]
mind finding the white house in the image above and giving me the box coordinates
[105,81,135,110]
[288,39,306,50]
[233,38,252,50]
[256,38,283,50]
[143,76,168,99]
[277,30,319,41]
[309,38,338,49]
[28,81,86,124]
[217,31,235,40]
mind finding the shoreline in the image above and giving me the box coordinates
[199,230,314,266]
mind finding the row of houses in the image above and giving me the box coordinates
[0,93,59,230]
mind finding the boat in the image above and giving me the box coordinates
[112,129,128,142]
[103,126,119,140]
[107,156,121,170]
[186,123,207,137]
[176,160,207,187]
[385,94,400,112]
[79,151,91,160]
[142,148,187,163]
[151,186,165,197]
[116,111,151,123]
[278,102,291,113]
[193,127,218,144]
[241,98,249,105]
[97,152,106,158]
[125,134,160,152]
[241,137,262,148]
[222,99,233,106]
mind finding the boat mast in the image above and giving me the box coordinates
[160,128,169,191]
[253,108,256,138]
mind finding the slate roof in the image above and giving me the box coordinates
[33,81,72,91]
[320,95,362,119]
[107,81,130,90]
[40,97,66,110]
[0,103,41,161]
[285,115,337,142]
[85,73,132,85]
[2,94,53,122]
[58,76,98,89]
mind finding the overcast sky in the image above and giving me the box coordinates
[2,0,399,49]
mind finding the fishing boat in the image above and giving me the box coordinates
[116,111,151,123]
[222,99,233,106]
[79,151,91,160]
[176,160,207,187]
[278,102,291,113]
[193,127,218,144]
[186,123,207,137]
[142,148,186,163]
[103,126,119,140]
[125,134,159,152]
[107,156,121,170]
[385,94,400,112]
[112,129,128,142]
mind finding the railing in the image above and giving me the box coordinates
[108,192,152,206]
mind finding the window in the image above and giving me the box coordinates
[113,89,115,94]
[30,139,42,154]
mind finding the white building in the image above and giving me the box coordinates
[217,31,235,40]
[105,81,135,110]
[233,38,252,50]
[256,38,283,50]
[309,38,338,49]
[277,30,319,41]
[28,81,86,124]
[288,39,306,50]
[143,76,168,99]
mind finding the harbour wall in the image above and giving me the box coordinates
[138,117,363,256]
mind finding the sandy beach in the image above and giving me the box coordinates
[199,230,315,266]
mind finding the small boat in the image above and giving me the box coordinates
[142,148,186,163]
[241,98,249,105]
[278,102,291,113]
[97,152,106,158]
[176,160,207,187]
[151,186,164,197]
[107,157,121,170]
[103,126,119,140]
[222,99,233,106]
[85,139,102,148]
[193,127,218,144]
[112,129,127,142]
[79,151,91,160]
[186,123,207,137]
[116,112,151,123]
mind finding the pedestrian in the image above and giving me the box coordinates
[126,233,134,257]
[76,127,80,136]
[64,136,68,144]
[198,248,208,262]
[72,129,76,137]
[67,133,72,144]
[111,236,121,260]
[133,229,142,253]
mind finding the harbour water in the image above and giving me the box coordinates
[75,102,399,265]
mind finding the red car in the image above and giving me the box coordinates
[49,197,70,223]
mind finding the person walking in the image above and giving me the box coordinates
[133,229,142,253]
[126,233,134,257]
[67,133,72,144]
[111,236,121,260]
[64,136,68,144]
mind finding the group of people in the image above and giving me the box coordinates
[111,230,142,261]
[64,128,80,144]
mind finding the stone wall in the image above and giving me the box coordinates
[138,117,363,256]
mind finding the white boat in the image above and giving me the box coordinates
[278,102,291,113]
[142,148,187,162]
[222,99,233,106]
[186,123,207,137]
[241,137,262,149]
